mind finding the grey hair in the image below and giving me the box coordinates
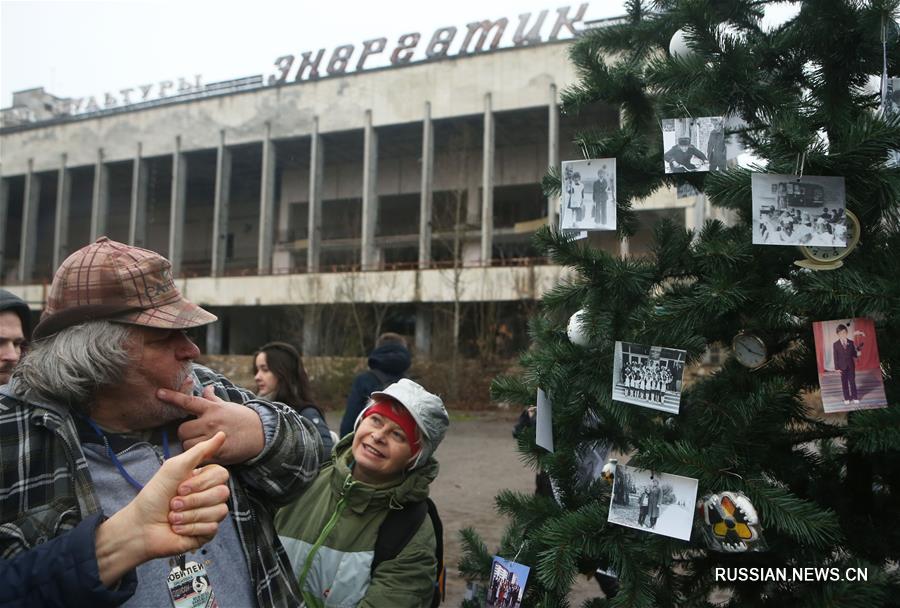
[13,320,134,411]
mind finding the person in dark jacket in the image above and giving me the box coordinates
[0,433,231,608]
[340,333,411,437]
[664,137,708,172]
[0,289,30,385]
[254,341,335,461]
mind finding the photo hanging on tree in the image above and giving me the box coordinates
[608,464,699,541]
[883,77,900,168]
[560,158,616,232]
[573,410,611,489]
[612,341,686,414]
[486,556,530,608]
[812,317,888,413]
[661,116,728,173]
[751,173,847,247]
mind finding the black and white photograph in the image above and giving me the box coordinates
[607,464,699,541]
[560,158,617,231]
[612,341,687,414]
[486,556,530,608]
[661,116,730,173]
[751,173,847,247]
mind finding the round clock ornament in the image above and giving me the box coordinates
[731,331,768,369]
[698,491,767,553]
[794,210,861,271]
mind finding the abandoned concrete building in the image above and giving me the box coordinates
[0,11,705,358]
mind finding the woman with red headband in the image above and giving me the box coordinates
[275,379,449,607]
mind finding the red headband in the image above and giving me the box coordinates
[363,401,421,456]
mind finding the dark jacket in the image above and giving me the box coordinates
[833,339,861,372]
[0,290,30,340]
[339,343,411,437]
[0,513,137,608]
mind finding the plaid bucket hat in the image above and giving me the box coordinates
[32,237,217,340]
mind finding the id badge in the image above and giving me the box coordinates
[167,559,218,608]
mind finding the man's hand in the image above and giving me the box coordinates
[159,385,266,465]
[95,432,231,587]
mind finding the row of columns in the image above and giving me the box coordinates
[4,84,561,283]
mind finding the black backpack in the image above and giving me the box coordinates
[372,498,445,607]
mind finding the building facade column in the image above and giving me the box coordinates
[547,83,560,228]
[205,314,223,355]
[212,131,232,277]
[307,118,324,273]
[169,136,187,275]
[480,93,495,265]
[302,306,321,356]
[53,153,71,270]
[19,160,40,283]
[0,175,8,278]
[418,102,434,269]
[129,143,149,247]
[90,148,108,240]
[361,109,379,269]
[414,304,432,357]
[258,122,276,275]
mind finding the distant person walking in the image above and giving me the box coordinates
[340,333,412,437]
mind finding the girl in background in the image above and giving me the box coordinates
[254,341,335,461]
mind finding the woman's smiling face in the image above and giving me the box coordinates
[351,406,416,484]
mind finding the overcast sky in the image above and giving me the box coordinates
[0,0,621,107]
[1,1,799,109]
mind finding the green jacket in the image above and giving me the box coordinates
[275,434,438,608]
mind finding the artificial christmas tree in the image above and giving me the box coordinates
[459,1,900,606]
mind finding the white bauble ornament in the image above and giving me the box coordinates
[669,28,694,59]
[862,74,882,97]
[760,3,800,32]
[567,309,590,347]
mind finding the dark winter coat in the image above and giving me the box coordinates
[0,513,137,608]
[339,343,411,437]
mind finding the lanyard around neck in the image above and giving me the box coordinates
[83,417,170,492]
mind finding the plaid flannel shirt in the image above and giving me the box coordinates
[0,363,321,608]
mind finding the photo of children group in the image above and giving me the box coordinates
[560,158,616,232]
[812,317,887,413]
[608,464,699,541]
[612,341,687,415]
[486,556,530,608]
[751,174,847,247]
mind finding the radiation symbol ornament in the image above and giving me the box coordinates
[794,210,861,270]
[698,491,767,552]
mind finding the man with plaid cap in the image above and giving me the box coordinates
[0,237,322,607]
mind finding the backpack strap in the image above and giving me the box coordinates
[427,497,446,606]
[367,368,393,391]
[373,500,428,570]
[371,499,445,605]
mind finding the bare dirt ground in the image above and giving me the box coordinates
[432,412,598,606]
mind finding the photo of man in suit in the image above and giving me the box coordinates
[833,323,865,404]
